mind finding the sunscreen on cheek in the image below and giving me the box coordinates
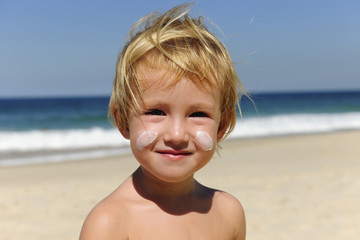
[136,131,158,150]
[195,131,213,151]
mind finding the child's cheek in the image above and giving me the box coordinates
[195,131,213,151]
[136,131,158,150]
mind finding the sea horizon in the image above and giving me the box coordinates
[2,88,360,99]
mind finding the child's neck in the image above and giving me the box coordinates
[133,167,196,199]
[132,167,213,215]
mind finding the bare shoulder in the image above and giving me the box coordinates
[213,191,246,240]
[79,180,133,240]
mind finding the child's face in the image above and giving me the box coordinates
[123,67,223,183]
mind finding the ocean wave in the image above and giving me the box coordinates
[0,128,130,166]
[230,112,360,138]
[1,112,360,165]
[0,128,128,152]
[1,112,360,153]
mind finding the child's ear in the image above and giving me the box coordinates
[119,127,130,140]
[217,123,228,142]
[113,111,130,139]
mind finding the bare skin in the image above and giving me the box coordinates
[80,167,245,240]
[80,68,246,239]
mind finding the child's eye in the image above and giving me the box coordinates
[145,109,165,116]
[190,112,208,118]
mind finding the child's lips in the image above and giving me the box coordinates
[156,149,192,160]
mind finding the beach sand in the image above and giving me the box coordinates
[1,131,359,240]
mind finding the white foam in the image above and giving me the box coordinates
[0,128,128,152]
[2,113,359,153]
[229,112,360,139]
[1,112,360,166]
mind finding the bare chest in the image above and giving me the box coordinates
[125,209,234,240]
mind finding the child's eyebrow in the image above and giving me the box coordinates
[143,101,215,111]
[190,103,214,109]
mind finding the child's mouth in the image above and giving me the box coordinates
[156,150,192,160]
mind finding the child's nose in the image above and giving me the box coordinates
[163,118,189,146]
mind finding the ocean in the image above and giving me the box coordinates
[1,91,360,166]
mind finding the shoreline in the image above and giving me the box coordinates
[1,130,360,239]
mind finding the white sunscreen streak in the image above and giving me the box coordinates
[196,131,213,151]
[136,131,158,150]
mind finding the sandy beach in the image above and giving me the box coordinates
[1,131,359,240]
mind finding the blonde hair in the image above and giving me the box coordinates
[109,3,247,140]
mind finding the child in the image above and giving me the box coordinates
[80,3,246,240]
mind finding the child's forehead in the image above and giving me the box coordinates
[135,63,218,93]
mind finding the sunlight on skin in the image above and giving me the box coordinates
[136,131,158,151]
[135,130,213,151]
[195,131,213,151]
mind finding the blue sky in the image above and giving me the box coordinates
[1,0,359,97]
